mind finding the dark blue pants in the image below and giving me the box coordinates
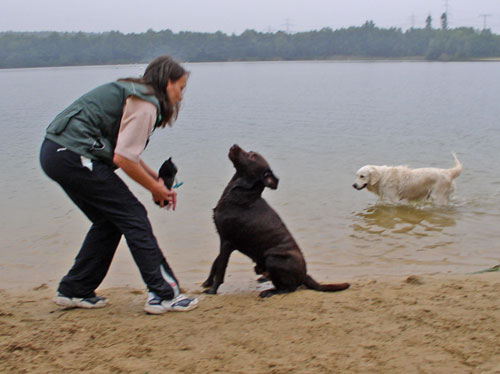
[40,138,179,300]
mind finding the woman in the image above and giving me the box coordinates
[40,55,198,314]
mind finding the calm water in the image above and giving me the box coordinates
[1,61,499,292]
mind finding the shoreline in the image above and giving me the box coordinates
[2,57,500,70]
[1,273,499,373]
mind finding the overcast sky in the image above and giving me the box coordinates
[2,0,500,34]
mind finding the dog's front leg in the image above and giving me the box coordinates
[202,258,218,288]
[204,241,233,294]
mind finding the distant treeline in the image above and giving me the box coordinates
[1,21,500,68]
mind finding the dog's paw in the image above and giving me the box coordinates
[259,288,294,298]
[203,288,218,295]
[201,280,213,288]
[259,288,277,298]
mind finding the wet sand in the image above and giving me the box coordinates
[1,273,499,374]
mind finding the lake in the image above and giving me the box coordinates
[0,61,499,293]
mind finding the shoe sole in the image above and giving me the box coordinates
[54,296,108,309]
[144,302,199,314]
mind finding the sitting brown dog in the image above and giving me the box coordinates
[202,144,350,297]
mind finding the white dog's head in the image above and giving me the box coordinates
[353,165,381,190]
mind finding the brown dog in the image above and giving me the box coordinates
[202,144,350,297]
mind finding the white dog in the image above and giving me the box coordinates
[353,154,462,205]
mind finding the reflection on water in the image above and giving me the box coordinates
[344,202,469,276]
[352,203,457,237]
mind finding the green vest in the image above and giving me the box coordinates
[45,81,161,166]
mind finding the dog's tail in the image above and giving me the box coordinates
[449,152,462,180]
[304,275,350,292]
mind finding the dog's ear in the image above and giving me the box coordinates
[368,167,381,185]
[262,170,279,190]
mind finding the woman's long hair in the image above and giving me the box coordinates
[119,55,187,127]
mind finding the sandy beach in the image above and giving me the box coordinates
[1,273,499,374]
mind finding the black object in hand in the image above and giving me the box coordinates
[156,157,178,206]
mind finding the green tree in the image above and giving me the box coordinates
[425,15,433,30]
[441,13,448,30]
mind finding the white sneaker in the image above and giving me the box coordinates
[144,292,199,314]
[54,292,108,309]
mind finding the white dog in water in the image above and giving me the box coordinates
[353,154,462,205]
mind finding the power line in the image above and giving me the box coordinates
[479,14,492,30]
[443,0,452,27]
[409,13,416,29]
[280,18,294,34]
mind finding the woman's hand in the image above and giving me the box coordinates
[113,153,177,210]
[152,178,177,210]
